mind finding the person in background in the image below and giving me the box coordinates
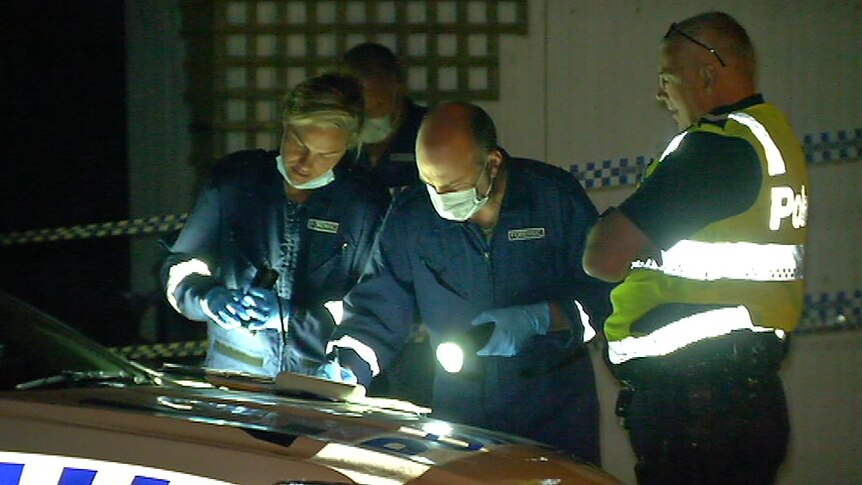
[342,42,427,190]
[583,12,808,484]
[161,72,389,377]
[342,41,433,405]
[324,101,612,464]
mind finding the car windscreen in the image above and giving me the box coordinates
[0,292,149,390]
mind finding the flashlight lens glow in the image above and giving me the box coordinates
[436,342,465,373]
[421,421,453,437]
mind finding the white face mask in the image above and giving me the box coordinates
[359,115,393,144]
[426,162,493,222]
[276,155,335,190]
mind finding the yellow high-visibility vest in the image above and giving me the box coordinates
[605,103,809,365]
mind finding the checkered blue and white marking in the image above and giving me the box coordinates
[0,128,857,245]
[571,127,861,189]
[0,214,187,247]
[799,289,862,334]
[0,128,859,345]
[0,452,235,485]
[804,128,862,164]
[570,156,651,189]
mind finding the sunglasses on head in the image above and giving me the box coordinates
[665,23,726,67]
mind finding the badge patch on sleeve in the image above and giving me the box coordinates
[507,227,546,241]
[389,153,416,163]
[308,219,339,234]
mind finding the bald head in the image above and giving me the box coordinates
[421,101,496,157]
[416,101,501,193]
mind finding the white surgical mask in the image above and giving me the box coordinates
[359,115,393,144]
[427,162,493,222]
[276,155,335,190]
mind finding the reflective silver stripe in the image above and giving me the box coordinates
[166,258,211,312]
[631,239,804,281]
[659,132,688,162]
[574,300,596,343]
[389,152,416,162]
[607,305,786,364]
[324,300,344,324]
[327,336,381,377]
[660,113,786,177]
[728,112,787,176]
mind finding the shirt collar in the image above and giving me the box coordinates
[709,93,765,116]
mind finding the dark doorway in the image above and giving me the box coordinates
[0,1,132,345]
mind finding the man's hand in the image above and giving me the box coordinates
[471,302,551,357]
[201,286,250,329]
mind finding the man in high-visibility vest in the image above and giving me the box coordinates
[583,11,808,485]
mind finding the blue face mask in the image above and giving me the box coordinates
[276,155,335,190]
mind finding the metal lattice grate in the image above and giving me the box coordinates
[208,0,528,156]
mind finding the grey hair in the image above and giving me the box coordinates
[666,11,757,78]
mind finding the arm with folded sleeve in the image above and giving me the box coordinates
[473,169,613,357]
[583,132,762,282]
[320,207,419,385]
[161,169,279,330]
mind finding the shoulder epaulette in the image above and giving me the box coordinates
[697,112,730,129]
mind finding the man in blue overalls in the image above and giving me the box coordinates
[162,73,389,377]
[341,42,427,190]
[326,101,612,463]
[340,41,432,405]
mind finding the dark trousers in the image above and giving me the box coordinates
[615,332,790,485]
[434,337,600,465]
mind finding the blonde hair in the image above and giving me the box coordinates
[281,72,365,148]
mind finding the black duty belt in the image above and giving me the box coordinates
[611,329,788,389]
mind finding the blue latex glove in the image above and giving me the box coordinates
[316,359,358,384]
[201,286,250,330]
[240,287,281,331]
[471,302,551,357]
